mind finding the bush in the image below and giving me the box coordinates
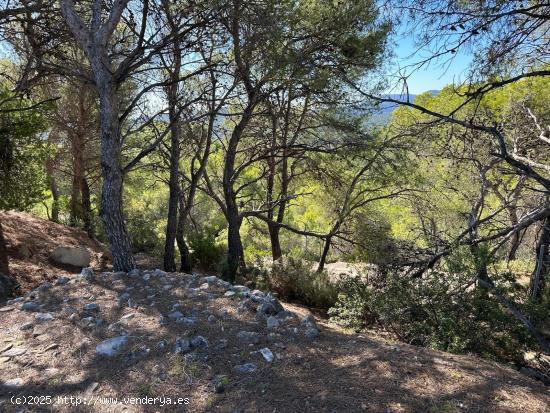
[259,258,338,310]
[329,248,545,363]
[188,228,226,272]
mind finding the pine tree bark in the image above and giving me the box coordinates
[222,103,254,282]
[97,82,135,272]
[81,177,94,238]
[46,165,60,223]
[162,34,182,273]
[529,216,550,301]
[60,0,135,272]
[176,190,192,273]
[0,217,15,298]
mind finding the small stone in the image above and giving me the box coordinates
[224,291,236,298]
[301,315,318,329]
[265,293,284,313]
[190,335,209,350]
[95,336,128,357]
[56,277,69,285]
[118,292,130,301]
[3,378,23,386]
[2,347,26,357]
[207,315,217,323]
[143,274,151,282]
[69,313,79,322]
[266,316,280,330]
[119,313,135,324]
[257,302,277,315]
[232,285,250,294]
[35,312,54,322]
[83,303,100,312]
[304,327,319,340]
[0,306,14,312]
[177,317,197,327]
[168,311,184,320]
[80,267,94,281]
[85,382,99,395]
[237,331,261,344]
[128,269,141,278]
[233,363,258,374]
[19,322,33,331]
[175,337,191,354]
[43,343,59,352]
[0,344,13,353]
[153,269,167,277]
[259,347,274,363]
[38,282,53,291]
[21,301,40,312]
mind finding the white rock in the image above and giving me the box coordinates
[259,347,274,363]
[35,313,54,322]
[95,336,128,357]
[50,246,91,267]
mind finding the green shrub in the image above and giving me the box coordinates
[261,258,338,309]
[329,248,545,363]
[188,228,226,272]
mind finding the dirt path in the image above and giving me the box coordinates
[0,270,548,413]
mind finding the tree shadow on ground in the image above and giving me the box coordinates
[0,270,548,413]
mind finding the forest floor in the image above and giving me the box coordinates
[0,210,109,293]
[0,213,548,413]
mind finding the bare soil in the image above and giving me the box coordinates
[0,210,109,293]
[0,213,548,413]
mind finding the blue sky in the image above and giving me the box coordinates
[390,34,472,95]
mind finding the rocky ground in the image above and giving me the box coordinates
[0,268,548,413]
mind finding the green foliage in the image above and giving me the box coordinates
[329,249,543,363]
[259,258,338,309]
[188,227,226,272]
[0,88,50,210]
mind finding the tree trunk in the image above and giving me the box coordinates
[162,112,180,271]
[70,172,81,227]
[44,153,60,223]
[221,103,254,282]
[0,218,8,276]
[162,40,181,272]
[507,205,520,261]
[0,217,15,298]
[268,223,282,261]
[176,191,192,273]
[317,235,332,273]
[97,81,135,272]
[529,216,550,301]
[224,208,241,283]
[81,177,94,238]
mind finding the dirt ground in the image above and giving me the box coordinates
[0,212,548,412]
[0,270,548,413]
[0,210,109,294]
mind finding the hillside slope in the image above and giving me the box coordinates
[0,269,548,413]
[0,210,109,294]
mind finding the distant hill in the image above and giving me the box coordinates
[367,90,440,125]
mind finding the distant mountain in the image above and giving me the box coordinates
[367,90,440,125]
